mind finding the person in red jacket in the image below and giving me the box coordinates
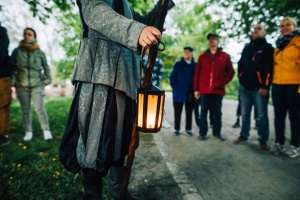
[194,33,234,141]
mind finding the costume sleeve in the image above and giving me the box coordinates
[260,44,274,90]
[41,51,52,85]
[224,54,234,84]
[193,56,202,91]
[131,0,175,25]
[80,0,146,52]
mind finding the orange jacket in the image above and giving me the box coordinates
[273,34,300,84]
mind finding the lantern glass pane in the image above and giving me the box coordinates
[137,93,144,127]
[146,94,158,129]
[157,95,164,127]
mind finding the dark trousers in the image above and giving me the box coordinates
[199,94,223,137]
[194,98,200,127]
[173,101,194,131]
[194,97,213,127]
[272,84,300,147]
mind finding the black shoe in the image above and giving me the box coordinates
[198,136,207,141]
[0,135,9,147]
[254,121,259,129]
[109,167,139,200]
[195,118,200,127]
[186,131,193,137]
[214,136,225,142]
[174,130,180,136]
[232,122,240,128]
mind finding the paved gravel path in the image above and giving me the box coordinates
[154,92,300,200]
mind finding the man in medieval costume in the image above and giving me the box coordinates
[59,0,174,199]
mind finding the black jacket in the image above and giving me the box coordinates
[238,37,274,90]
[0,25,11,78]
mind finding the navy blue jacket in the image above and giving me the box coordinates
[0,25,11,78]
[170,57,196,103]
[238,37,274,90]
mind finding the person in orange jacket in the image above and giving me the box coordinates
[271,17,300,158]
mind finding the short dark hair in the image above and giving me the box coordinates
[206,33,219,40]
[24,27,37,39]
[184,46,194,52]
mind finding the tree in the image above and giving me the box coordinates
[159,1,222,88]
[5,0,221,88]
[0,0,64,84]
[54,6,81,80]
[207,0,300,39]
[0,0,153,22]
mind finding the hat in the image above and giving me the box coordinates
[183,46,194,52]
[206,33,219,40]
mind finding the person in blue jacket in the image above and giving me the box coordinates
[170,46,196,136]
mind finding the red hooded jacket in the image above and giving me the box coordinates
[193,48,234,96]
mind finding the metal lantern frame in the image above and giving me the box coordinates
[137,84,165,133]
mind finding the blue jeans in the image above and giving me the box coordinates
[199,94,222,137]
[239,85,269,142]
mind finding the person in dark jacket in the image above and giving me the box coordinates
[233,24,274,149]
[0,24,12,147]
[170,46,196,136]
[194,33,234,141]
[58,0,175,199]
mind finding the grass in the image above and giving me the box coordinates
[0,98,102,200]
[0,97,157,200]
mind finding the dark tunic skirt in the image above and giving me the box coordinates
[59,82,136,176]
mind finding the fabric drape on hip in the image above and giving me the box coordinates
[59,82,136,175]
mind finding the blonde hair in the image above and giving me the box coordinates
[281,17,298,28]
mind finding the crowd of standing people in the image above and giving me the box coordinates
[169,17,300,159]
[0,2,299,199]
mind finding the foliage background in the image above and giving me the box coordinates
[1,0,298,96]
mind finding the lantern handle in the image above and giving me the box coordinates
[157,40,165,51]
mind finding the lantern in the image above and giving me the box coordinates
[137,84,165,133]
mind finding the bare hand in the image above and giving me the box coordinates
[194,91,200,99]
[259,88,268,96]
[139,26,161,48]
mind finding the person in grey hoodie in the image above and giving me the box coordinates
[59,0,174,199]
[11,27,52,141]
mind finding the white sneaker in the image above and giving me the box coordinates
[162,120,171,128]
[270,143,285,155]
[43,130,53,140]
[285,145,300,158]
[23,131,33,141]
